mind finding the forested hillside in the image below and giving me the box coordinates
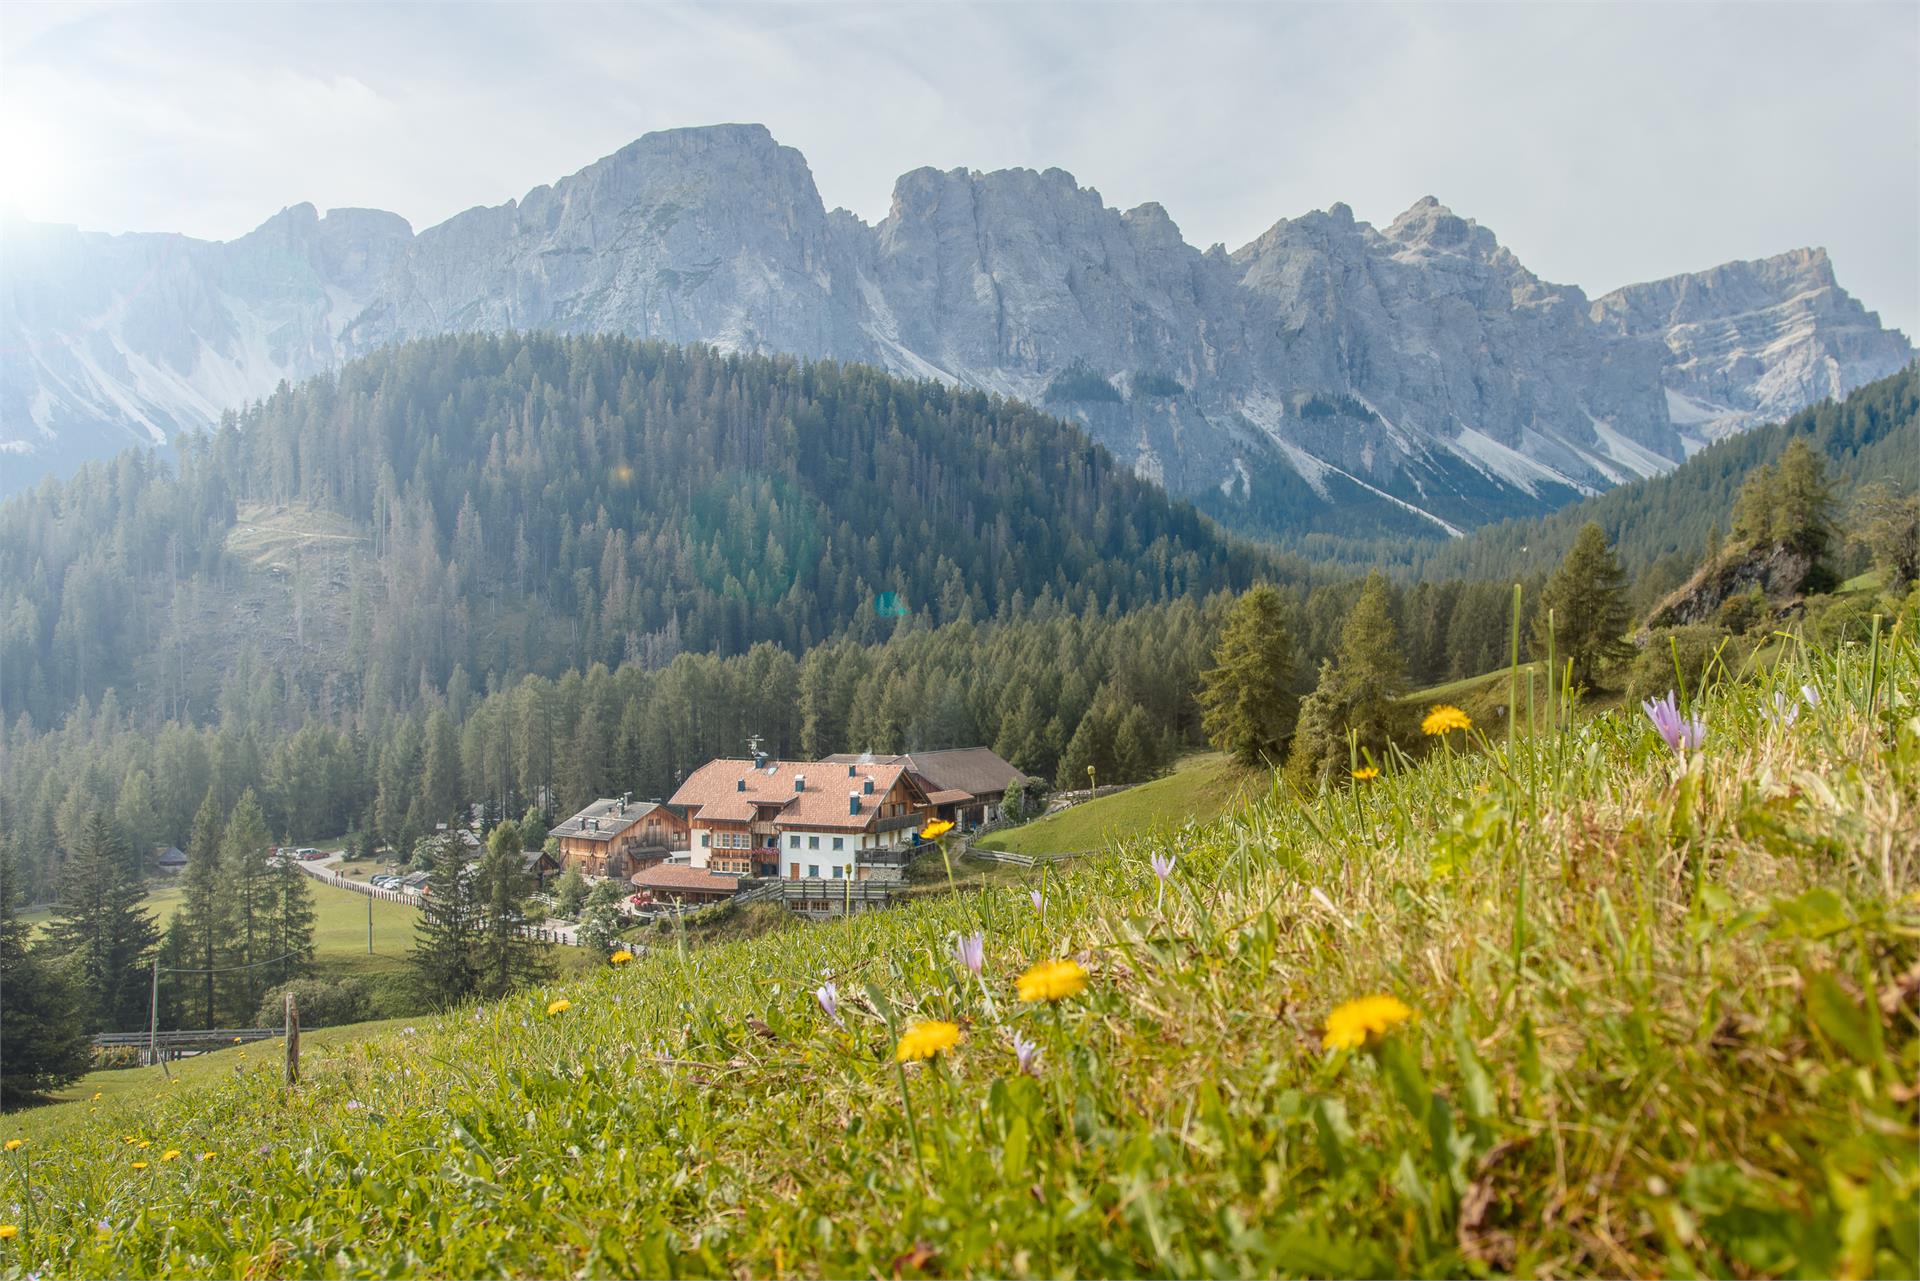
[1402,362,1919,601]
[0,334,1277,733]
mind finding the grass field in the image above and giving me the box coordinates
[3,624,1915,1277]
[975,752,1260,857]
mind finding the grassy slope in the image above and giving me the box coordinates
[4,630,1917,1278]
[976,752,1261,857]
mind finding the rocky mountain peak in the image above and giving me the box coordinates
[5,126,1909,541]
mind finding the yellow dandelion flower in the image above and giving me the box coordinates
[1017,958,1089,1003]
[609,949,633,965]
[546,998,572,1016]
[2,1139,21,1152]
[1351,766,1380,781]
[919,819,955,841]
[1422,705,1472,736]
[136,1139,151,1149]
[894,1020,962,1062]
[199,1152,216,1161]
[91,1092,102,1101]
[131,1161,149,1170]
[0,1224,16,1241]
[232,1036,243,1043]
[161,1149,181,1162]
[1322,994,1414,1050]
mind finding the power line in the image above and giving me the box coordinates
[157,950,303,976]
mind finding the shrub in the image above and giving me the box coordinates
[1803,590,1881,647]
[253,977,371,1029]
[1624,624,1737,705]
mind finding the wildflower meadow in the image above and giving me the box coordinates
[3,625,1916,1278]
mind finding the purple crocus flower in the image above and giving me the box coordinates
[1150,853,1176,883]
[1769,690,1800,729]
[1029,889,1044,912]
[1642,690,1706,755]
[1802,683,1821,709]
[814,980,842,1026]
[953,931,985,976]
[1010,1031,1042,1078]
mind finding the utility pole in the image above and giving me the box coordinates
[368,885,374,954]
[147,956,160,1069]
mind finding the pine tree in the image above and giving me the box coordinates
[1,840,92,1106]
[1197,584,1298,766]
[422,708,464,825]
[1532,521,1635,692]
[42,810,159,1032]
[410,833,482,1006]
[179,791,226,1027]
[472,820,549,998]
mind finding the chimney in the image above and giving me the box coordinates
[863,777,875,795]
[848,793,860,815]
[737,778,746,792]
[794,774,806,793]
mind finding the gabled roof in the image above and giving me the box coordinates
[553,797,674,843]
[822,747,1028,801]
[152,845,188,866]
[630,864,743,894]
[669,758,922,832]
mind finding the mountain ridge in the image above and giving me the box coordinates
[4,123,1910,539]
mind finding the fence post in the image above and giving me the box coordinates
[284,992,300,1085]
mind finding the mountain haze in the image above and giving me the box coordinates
[4,125,1910,539]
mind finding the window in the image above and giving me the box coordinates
[832,837,844,852]
[808,864,820,879]
[789,834,800,849]
[700,833,710,848]
[808,836,820,850]
[832,866,843,879]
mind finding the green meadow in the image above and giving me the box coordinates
[3,625,1915,1278]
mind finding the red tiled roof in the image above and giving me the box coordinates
[630,864,742,894]
[668,758,918,832]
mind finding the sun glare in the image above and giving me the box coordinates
[0,107,64,216]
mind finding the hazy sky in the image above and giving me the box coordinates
[3,0,1915,336]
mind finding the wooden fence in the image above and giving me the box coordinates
[295,860,581,945]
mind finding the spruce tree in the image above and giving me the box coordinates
[410,833,482,1006]
[219,789,276,1018]
[1336,572,1405,754]
[1283,659,1349,792]
[473,820,548,998]
[266,851,317,990]
[1197,584,1298,766]
[1,840,92,1106]
[1532,521,1635,692]
[42,810,159,1032]
[178,791,226,1027]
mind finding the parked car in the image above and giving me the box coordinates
[299,848,327,860]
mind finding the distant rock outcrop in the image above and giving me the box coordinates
[1645,543,1824,629]
[5,125,1910,537]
